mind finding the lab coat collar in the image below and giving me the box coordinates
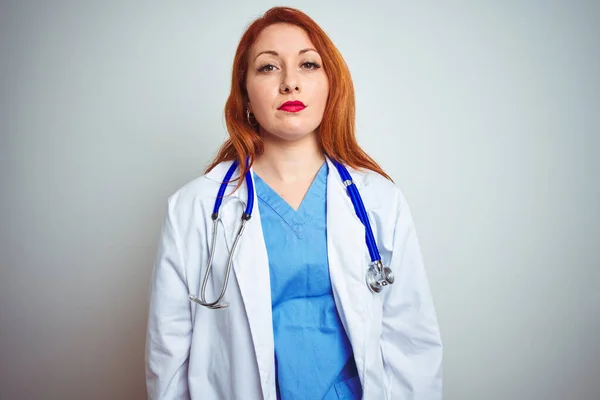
[324,157,370,389]
[217,171,275,400]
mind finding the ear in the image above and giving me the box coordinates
[246,101,252,114]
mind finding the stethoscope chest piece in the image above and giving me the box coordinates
[366,260,395,293]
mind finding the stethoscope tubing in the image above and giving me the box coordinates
[190,158,389,308]
[332,160,381,263]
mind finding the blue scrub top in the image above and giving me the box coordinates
[254,162,362,400]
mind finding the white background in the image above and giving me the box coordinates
[1,1,599,399]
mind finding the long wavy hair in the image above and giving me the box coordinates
[206,6,391,184]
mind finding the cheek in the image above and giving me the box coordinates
[247,80,277,112]
[246,83,260,107]
[311,80,330,110]
[319,84,330,106]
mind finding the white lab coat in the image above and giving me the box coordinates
[146,158,443,400]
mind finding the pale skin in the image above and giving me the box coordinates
[246,23,330,211]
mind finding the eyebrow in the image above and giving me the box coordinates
[254,48,319,61]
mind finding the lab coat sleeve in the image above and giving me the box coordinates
[145,195,192,400]
[381,191,443,399]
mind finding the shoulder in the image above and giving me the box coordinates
[165,160,237,218]
[348,166,408,212]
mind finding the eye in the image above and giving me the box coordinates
[257,63,277,73]
[302,61,321,70]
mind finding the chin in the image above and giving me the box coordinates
[263,125,319,142]
[274,131,315,142]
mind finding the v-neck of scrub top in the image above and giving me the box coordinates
[253,162,362,400]
[253,164,326,238]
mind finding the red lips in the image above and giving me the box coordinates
[277,100,306,113]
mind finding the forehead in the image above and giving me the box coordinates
[251,23,316,55]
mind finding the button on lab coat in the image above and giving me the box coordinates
[145,158,443,399]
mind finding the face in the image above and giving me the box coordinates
[246,23,329,141]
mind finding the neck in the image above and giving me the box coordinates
[253,132,325,184]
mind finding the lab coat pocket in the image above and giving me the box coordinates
[334,375,362,399]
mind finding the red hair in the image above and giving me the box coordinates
[206,6,392,184]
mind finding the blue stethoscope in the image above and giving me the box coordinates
[188,159,394,309]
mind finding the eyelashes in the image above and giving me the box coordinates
[257,64,276,73]
[257,61,322,73]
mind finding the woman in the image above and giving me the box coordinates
[146,6,442,400]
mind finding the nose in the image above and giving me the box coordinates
[280,70,300,94]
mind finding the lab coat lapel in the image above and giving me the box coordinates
[325,158,370,387]
[217,169,275,400]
